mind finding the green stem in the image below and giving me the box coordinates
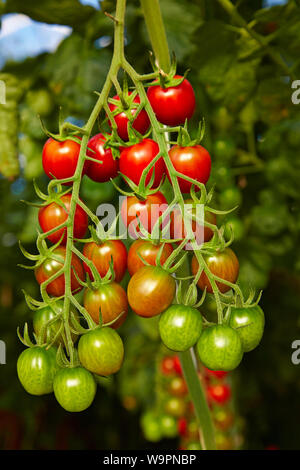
[140,0,171,72]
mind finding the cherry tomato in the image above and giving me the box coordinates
[204,367,228,380]
[17,346,58,395]
[141,412,162,442]
[160,356,177,375]
[53,367,97,412]
[78,327,124,376]
[160,414,178,438]
[83,282,128,328]
[127,266,176,317]
[119,138,166,188]
[108,93,150,141]
[121,191,167,237]
[38,194,88,245]
[229,305,265,352]
[214,409,234,431]
[173,356,183,375]
[83,240,127,282]
[191,247,239,294]
[127,239,173,276]
[159,304,203,351]
[164,397,186,418]
[42,138,87,182]
[207,383,231,405]
[197,324,243,371]
[220,187,242,209]
[224,217,245,242]
[147,75,196,126]
[177,417,188,437]
[213,137,236,161]
[168,145,211,193]
[34,247,84,297]
[168,376,188,397]
[215,433,233,450]
[33,301,78,345]
[86,133,119,182]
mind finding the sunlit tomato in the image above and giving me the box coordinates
[168,376,188,397]
[33,301,78,345]
[164,397,186,418]
[119,139,166,188]
[191,247,239,294]
[78,327,124,376]
[168,145,211,193]
[34,247,84,296]
[147,75,196,126]
[108,93,150,141]
[53,366,97,412]
[83,282,128,328]
[121,192,167,238]
[229,305,265,352]
[42,138,87,182]
[170,200,216,247]
[86,133,119,182]
[197,324,243,371]
[127,239,173,276]
[17,346,58,396]
[83,240,127,282]
[177,417,188,437]
[38,194,88,245]
[214,409,234,431]
[204,367,228,380]
[127,266,176,317]
[207,384,231,405]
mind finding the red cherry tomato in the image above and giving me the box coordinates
[177,417,188,437]
[121,192,167,237]
[127,239,173,276]
[86,133,119,182]
[204,367,228,380]
[173,356,183,375]
[108,93,150,141]
[119,139,166,188]
[168,145,211,193]
[207,384,231,405]
[147,75,196,126]
[161,356,177,375]
[42,138,87,183]
[82,240,127,282]
[38,194,88,245]
[34,247,84,297]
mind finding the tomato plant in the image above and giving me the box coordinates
[42,138,87,182]
[86,133,119,182]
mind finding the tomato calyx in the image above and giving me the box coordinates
[146,53,189,90]
[176,119,206,148]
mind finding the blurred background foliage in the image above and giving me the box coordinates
[1,0,300,450]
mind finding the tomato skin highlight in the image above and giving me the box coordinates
[197,324,243,371]
[229,305,265,352]
[42,138,87,182]
[127,266,176,318]
[119,138,166,188]
[86,133,119,182]
[108,94,150,141]
[147,75,196,126]
[78,327,124,376]
[83,240,127,283]
[159,305,203,352]
[191,247,239,294]
[34,247,84,297]
[168,145,211,193]
[17,346,58,396]
[207,383,231,405]
[53,367,97,412]
[83,282,128,329]
[127,239,173,276]
[38,194,88,245]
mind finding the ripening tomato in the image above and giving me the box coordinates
[78,327,124,376]
[147,75,196,126]
[168,376,188,397]
[207,383,231,405]
[38,194,88,245]
[108,93,150,141]
[229,305,265,352]
[34,247,84,296]
[83,240,127,282]
[119,139,166,188]
[17,346,59,395]
[127,266,176,318]
[170,200,216,247]
[160,356,177,375]
[214,409,234,431]
[121,191,167,238]
[86,133,119,182]
[168,145,211,193]
[83,282,128,328]
[53,366,97,412]
[42,138,87,182]
[127,239,173,276]
[164,397,186,418]
[191,247,239,294]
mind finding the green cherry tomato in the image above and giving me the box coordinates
[159,305,203,352]
[141,412,163,442]
[220,187,242,209]
[33,301,78,345]
[78,327,124,376]
[164,397,186,418]
[196,324,243,371]
[224,217,245,241]
[17,346,58,396]
[229,305,265,352]
[213,137,236,162]
[53,367,97,412]
[160,415,178,438]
